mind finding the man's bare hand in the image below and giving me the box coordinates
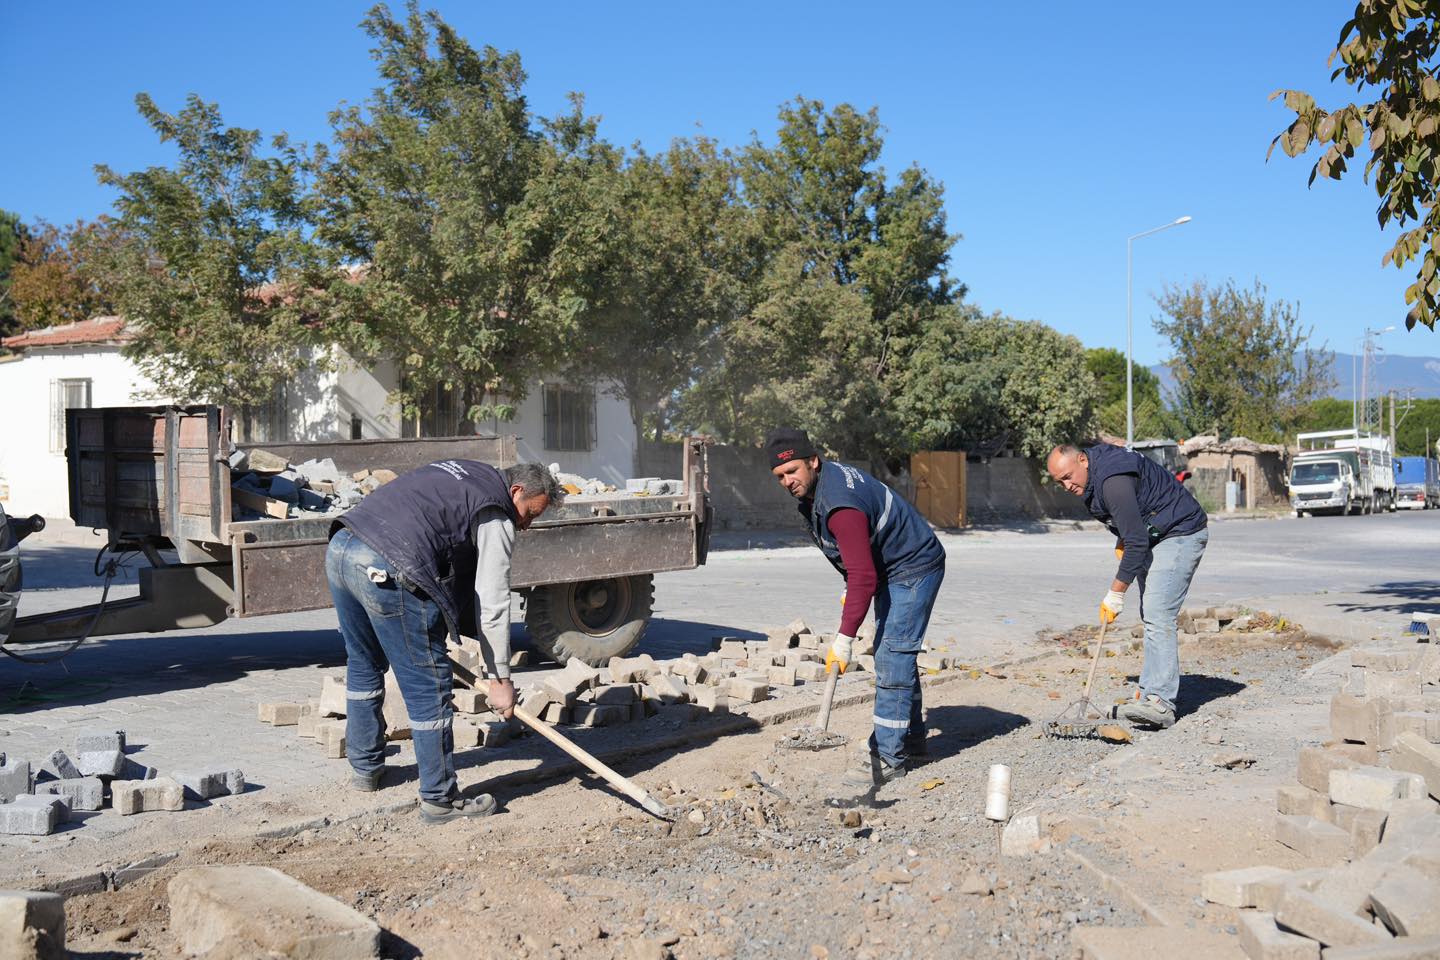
[488,678,516,719]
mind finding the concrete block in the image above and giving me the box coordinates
[1275,814,1352,861]
[1369,673,1422,700]
[319,675,347,718]
[1238,911,1320,960]
[795,661,829,682]
[722,677,769,703]
[118,757,159,781]
[112,777,184,815]
[1313,860,1394,915]
[171,769,245,801]
[715,640,749,660]
[0,890,65,960]
[1332,694,1371,743]
[75,750,124,778]
[1194,617,1222,633]
[168,865,380,959]
[0,796,67,836]
[795,632,822,651]
[593,685,637,706]
[571,703,628,727]
[692,687,728,713]
[258,702,302,726]
[1275,887,1393,948]
[74,730,125,754]
[646,674,690,704]
[1331,742,1383,765]
[1392,732,1440,799]
[381,671,410,741]
[1202,865,1294,907]
[297,710,320,739]
[766,629,797,651]
[538,703,569,725]
[33,777,103,812]
[0,761,32,802]
[1381,797,1440,843]
[1253,870,1331,912]
[917,652,950,672]
[316,721,346,759]
[518,686,552,716]
[671,660,707,684]
[452,689,487,714]
[1394,712,1437,742]
[1073,927,1247,959]
[766,665,797,687]
[1320,937,1440,959]
[1367,864,1440,936]
[1331,767,1429,811]
[1001,814,1045,856]
[475,721,510,747]
[451,722,481,749]
[41,750,80,781]
[1350,808,1389,857]
[1300,747,1361,794]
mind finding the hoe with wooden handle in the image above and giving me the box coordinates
[513,706,673,820]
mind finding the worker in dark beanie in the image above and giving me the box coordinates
[765,428,946,794]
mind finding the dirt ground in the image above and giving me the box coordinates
[50,617,1347,960]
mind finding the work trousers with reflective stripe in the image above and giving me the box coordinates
[870,565,945,767]
[325,528,457,803]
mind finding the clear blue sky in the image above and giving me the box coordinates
[3,0,1434,365]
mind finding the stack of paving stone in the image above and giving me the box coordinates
[1199,617,1440,958]
[228,449,394,520]
[0,731,244,835]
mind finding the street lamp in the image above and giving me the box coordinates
[1127,215,1192,448]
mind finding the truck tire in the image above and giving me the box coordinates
[524,574,655,668]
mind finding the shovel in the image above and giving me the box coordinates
[513,706,673,819]
[777,662,848,751]
[1043,620,1131,743]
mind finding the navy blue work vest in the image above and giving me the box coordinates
[801,461,945,584]
[1082,443,1207,542]
[334,459,518,642]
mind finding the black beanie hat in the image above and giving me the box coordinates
[764,428,818,470]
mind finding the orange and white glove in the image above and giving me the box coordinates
[826,633,855,674]
[1115,545,1124,560]
[1099,590,1125,624]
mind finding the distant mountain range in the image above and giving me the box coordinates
[1150,350,1440,401]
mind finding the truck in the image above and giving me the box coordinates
[1290,429,1396,516]
[1393,456,1440,510]
[1,405,713,666]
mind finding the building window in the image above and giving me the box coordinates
[50,378,92,452]
[236,382,288,443]
[350,414,363,440]
[543,383,595,452]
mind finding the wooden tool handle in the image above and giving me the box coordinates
[816,665,840,731]
[1082,619,1110,703]
[513,706,669,819]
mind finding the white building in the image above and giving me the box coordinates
[0,317,639,519]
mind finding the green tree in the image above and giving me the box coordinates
[1084,346,1170,437]
[678,97,959,459]
[0,209,27,338]
[8,218,122,331]
[310,2,585,426]
[95,94,323,405]
[1269,1,1440,331]
[567,137,752,441]
[1297,395,1440,455]
[1154,279,1334,441]
[895,306,1098,457]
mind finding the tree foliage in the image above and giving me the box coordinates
[1298,394,1440,454]
[95,94,322,405]
[0,209,26,338]
[1084,347,1166,437]
[310,2,584,425]
[1270,1,1440,331]
[1154,279,1334,442]
[8,218,122,332]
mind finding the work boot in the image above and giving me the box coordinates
[1118,695,1176,730]
[841,750,908,790]
[351,769,384,793]
[419,794,498,824]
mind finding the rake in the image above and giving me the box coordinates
[1044,619,1131,743]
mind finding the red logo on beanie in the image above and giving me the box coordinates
[777,449,795,461]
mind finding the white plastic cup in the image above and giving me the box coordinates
[984,763,1011,822]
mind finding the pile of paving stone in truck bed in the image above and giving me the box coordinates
[227,448,683,521]
[0,732,244,836]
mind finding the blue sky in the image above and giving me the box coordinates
[3,1,1435,365]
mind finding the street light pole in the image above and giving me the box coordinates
[1127,216,1192,448]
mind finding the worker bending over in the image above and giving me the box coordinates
[1046,442,1208,729]
[766,428,946,792]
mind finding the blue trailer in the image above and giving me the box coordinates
[1393,456,1440,510]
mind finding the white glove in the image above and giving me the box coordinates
[826,633,855,674]
[1100,590,1125,624]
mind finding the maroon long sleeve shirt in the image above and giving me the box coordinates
[829,507,879,636]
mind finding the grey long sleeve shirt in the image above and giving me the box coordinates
[473,507,516,679]
[1103,474,1151,586]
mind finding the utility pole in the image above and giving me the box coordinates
[1390,391,1396,453]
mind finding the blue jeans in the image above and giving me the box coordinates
[870,566,945,767]
[325,527,458,803]
[1136,528,1209,711]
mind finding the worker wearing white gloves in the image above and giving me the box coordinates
[767,428,946,793]
[1048,442,1209,730]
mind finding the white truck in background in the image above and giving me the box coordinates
[1290,429,1396,517]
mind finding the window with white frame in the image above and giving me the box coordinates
[236,382,288,443]
[50,378,91,452]
[542,383,595,452]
